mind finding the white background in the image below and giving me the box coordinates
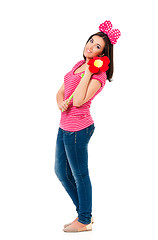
[0,0,158,239]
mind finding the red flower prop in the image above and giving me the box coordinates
[87,56,110,73]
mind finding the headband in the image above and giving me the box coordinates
[99,20,121,44]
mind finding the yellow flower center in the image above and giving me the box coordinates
[94,59,103,68]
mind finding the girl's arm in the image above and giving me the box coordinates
[73,63,101,107]
[76,79,101,106]
[56,83,70,111]
[73,73,92,107]
[56,83,64,107]
[73,64,93,107]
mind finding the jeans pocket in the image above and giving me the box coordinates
[89,128,95,136]
[65,131,75,135]
[86,124,95,137]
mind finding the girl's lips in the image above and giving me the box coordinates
[86,48,92,53]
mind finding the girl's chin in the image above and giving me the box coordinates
[84,53,95,59]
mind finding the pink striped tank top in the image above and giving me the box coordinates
[59,59,107,131]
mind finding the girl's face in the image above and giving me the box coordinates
[84,35,105,60]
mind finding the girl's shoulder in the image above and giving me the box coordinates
[72,59,86,70]
[91,71,107,87]
[92,70,107,80]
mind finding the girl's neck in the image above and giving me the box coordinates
[86,58,90,64]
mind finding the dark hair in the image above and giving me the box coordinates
[83,32,113,82]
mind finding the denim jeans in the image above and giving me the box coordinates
[54,123,95,224]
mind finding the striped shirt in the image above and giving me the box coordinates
[59,59,107,131]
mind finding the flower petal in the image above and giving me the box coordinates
[89,65,99,73]
[87,59,94,65]
[100,64,109,72]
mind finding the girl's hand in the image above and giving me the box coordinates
[84,62,93,76]
[58,99,70,112]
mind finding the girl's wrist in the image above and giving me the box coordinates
[84,70,93,78]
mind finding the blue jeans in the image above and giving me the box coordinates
[54,123,95,224]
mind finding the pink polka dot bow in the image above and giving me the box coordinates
[99,20,121,44]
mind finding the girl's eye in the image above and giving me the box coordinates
[90,38,93,43]
[97,45,101,49]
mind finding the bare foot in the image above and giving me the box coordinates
[69,220,88,228]
[70,217,78,225]
[64,217,78,228]
[64,219,92,232]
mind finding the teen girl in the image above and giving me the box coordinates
[54,20,121,232]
